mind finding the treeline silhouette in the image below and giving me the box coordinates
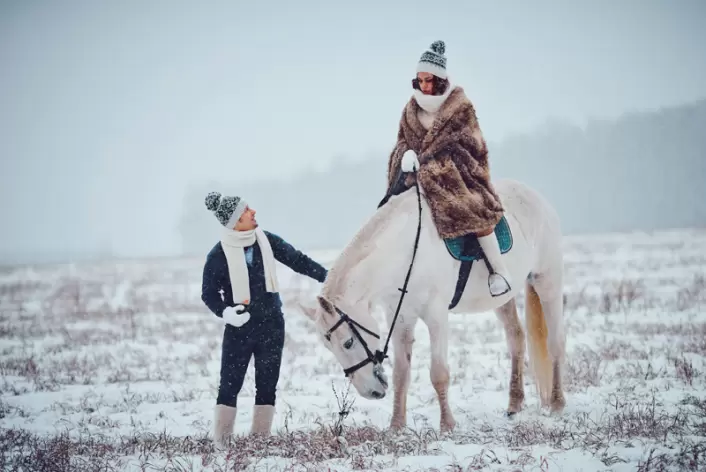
[180,99,706,254]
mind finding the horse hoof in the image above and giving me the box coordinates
[440,422,456,434]
[505,411,518,419]
[550,397,566,416]
[389,421,405,432]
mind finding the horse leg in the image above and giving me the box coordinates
[527,274,567,414]
[495,298,526,416]
[390,323,415,430]
[426,309,456,433]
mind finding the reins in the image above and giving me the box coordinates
[325,171,422,377]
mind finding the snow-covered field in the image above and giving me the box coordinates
[1,229,705,471]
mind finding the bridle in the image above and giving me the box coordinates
[323,175,423,378]
[324,305,386,376]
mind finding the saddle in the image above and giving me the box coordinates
[444,216,513,309]
[378,170,513,309]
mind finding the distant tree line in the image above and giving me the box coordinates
[180,99,706,254]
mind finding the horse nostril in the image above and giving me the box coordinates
[373,367,387,388]
[374,368,388,389]
[377,373,388,388]
[371,390,385,399]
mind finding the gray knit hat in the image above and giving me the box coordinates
[416,40,447,79]
[205,191,248,228]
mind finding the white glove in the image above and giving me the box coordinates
[222,304,251,327]
[401,149,419,172]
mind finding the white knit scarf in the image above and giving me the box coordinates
[414,81,456,129]
[220,227,279,304]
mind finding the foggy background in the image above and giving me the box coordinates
[1,0,705,265]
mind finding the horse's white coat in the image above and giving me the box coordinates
[302,178,567,431]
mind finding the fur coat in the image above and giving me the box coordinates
[386,86,505,239]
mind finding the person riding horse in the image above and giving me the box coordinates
[382,40,511,297]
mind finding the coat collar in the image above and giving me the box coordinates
[403,86,471,154]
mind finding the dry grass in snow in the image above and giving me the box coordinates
[1,229,706,471]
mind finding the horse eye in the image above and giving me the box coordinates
[343,337,354,349]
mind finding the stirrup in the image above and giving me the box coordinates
[488,272,511,297]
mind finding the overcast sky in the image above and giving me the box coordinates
[1,0,705,263]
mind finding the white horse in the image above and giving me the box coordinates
[299,178,567,432]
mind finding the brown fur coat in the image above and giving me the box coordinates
[386,86,504,239]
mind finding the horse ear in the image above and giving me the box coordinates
[317,295,335,315]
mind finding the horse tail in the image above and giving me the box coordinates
[525,281,552,407]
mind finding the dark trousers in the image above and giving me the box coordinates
[216,316,285,408]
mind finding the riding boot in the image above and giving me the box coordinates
[212,404,237,451]
[478,233,512,297]
[250,405,275,436]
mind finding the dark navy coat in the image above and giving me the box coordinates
[201,231,327,327]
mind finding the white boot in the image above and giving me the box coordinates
[250,405,275,436]
[478,234,512,297]
[213,405,237,450]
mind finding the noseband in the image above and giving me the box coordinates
[324,306,387,377]
[324,177,423,378]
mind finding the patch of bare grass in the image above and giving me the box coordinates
[2,231,706,471]
[565,346,604,391]
[676,274,706,311]
[636,441,706,472]
[599,279,649,314]
[2,354,705,471]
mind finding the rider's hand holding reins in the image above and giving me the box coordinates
[401,149,419,172]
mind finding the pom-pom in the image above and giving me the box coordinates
[430,40,445,55]
[205,191,221,211]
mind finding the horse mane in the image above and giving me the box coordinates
[322,189,418,304]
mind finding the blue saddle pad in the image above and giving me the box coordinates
[443,216,513,262]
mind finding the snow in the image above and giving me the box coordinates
[1,228,705,471]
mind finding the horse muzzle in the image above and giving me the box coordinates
[373,365,389,390]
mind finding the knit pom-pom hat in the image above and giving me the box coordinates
[205,191,248,228]
[416,40,447,79]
